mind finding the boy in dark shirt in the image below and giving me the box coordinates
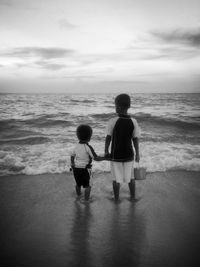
[105,94,140,200]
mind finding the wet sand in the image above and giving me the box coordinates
[0,171,200,267]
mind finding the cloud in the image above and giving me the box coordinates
[0,0,38,10]
[105,80,147,84]
[151,28,200,47]
[126,28,200,61]
[14,61,67,71]
[0,0,14,6]
[1,47,75,60]
[35,61,66,71]
[58,19,77,29]
[15,63,29,68]
[141,45,198,61]
[63,74,96,79]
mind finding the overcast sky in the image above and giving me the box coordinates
[0,0,200,93]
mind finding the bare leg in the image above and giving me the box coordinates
[84,186,91,201]
[75,185,81,196]
[128,179,135,199]
[112,181,120,201]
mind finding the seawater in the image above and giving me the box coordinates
[0,93,200,176]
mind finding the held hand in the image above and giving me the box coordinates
[95,156,105,161]
[104,152,111,159]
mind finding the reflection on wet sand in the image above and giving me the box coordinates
[69,200,93,267]
[68,198,147,267]
[102,202,146,267]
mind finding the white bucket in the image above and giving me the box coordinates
[134,164,146,180]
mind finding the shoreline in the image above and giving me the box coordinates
[0,170,200,267]
[1,168,200,178]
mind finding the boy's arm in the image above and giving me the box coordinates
[105,135,111,157]
[132,137,140,162]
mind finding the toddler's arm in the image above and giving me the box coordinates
[71,155,75,167]
[94,155,106,161]
[87,143,108,161]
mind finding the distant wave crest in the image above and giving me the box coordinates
[0,136,50,145]
[71,99,96,104]
[0,116,73,129]
[91,112,116,120]
[134,112,200,130]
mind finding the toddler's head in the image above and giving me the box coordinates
[76,124,92,143]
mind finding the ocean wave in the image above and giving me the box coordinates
[0,141,199,176]
[24,113,73,127]
[0,154,25,176]
[22,112,35,116]
[0,116,73,129]
[140,135,200,144]
[26,118,74,127]
[140,142,200,172]
[71,99,96,104]
[134,112,200,130]
[2,112,199,132]
[90,112,116,120]
[1,93,200,176]
[90,112,200,131]
[0,136,50,145]
[0,119,17,129]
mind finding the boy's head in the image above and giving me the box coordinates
[76,124,92,143]
[115,94,131,113]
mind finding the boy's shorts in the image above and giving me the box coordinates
[72,167,91,188]
[110,161,134,183]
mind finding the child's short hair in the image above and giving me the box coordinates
[115,94,131,109]
[76,124,92,142]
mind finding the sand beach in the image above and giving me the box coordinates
[0,171,200,267]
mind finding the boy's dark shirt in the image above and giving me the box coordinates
[111,114,134,162]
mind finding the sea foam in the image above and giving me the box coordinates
[0,141,199,176]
